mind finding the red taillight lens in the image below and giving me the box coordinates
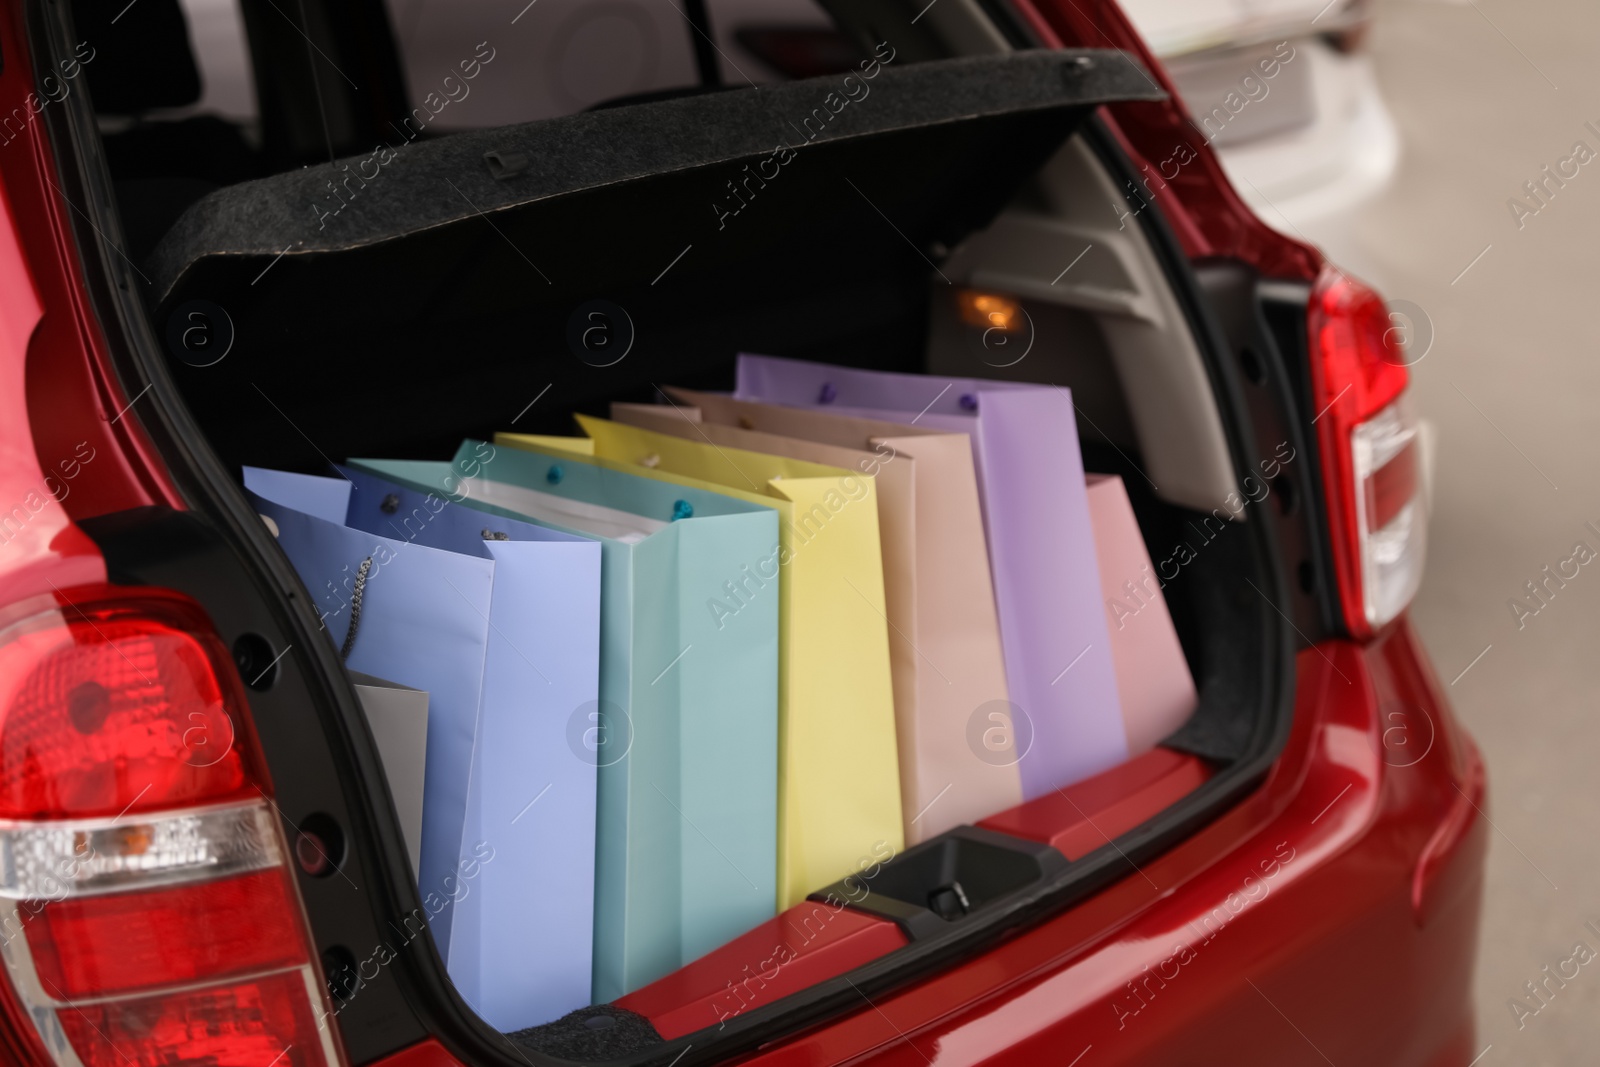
[1308,268,1429,635]
[25,869,307,999]
[57,971,324,1067]
[0,594,263,820]
[1309,268,1408,420]
[0,588,344,1067]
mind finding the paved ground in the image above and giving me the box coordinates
[1289,1,1600,1062]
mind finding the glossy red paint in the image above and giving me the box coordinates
[618,907,908,1040]
[979,747,1214,861]
[1414,750,1486,930]
[364,1040,468,1067]
[738,626,1484,1065]
[0,0,182,560]
[0,164,104,601]
[1017,0,1324,284]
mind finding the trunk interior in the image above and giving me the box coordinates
[33,2,1303,1063]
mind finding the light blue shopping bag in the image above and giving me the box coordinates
[243,465,601,1031]
[350,442,780,1002]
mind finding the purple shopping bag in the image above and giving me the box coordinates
[736,354,1127,796]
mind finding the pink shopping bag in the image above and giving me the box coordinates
[1086,474,1196,754]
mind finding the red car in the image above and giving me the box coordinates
[0,0,1483,1065]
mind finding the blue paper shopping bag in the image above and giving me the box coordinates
[351,444,780,1002]
[243,464,601,1031]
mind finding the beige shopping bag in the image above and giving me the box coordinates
[627,391,1021,842]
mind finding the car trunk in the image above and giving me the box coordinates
[34,11,1303,1064]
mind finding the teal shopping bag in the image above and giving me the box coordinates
[350,443,780,1001]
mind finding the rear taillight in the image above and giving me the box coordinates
[1307,267,1428,636]
[0,588,344,1067]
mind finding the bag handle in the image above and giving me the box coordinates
[341,556,373,661]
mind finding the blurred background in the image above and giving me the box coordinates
[1174,0,1599,1060]
[1362,3,1600,1061]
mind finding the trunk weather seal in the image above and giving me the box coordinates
[1079,115,1298,761]
[27,3,1296,1066]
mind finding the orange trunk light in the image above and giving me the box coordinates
[956,290,1026,333]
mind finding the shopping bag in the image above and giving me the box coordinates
[497,416,904,909]
[243,465,602,1031]
[348,671,428,880]
[616,394,1020,841]
[1086,475,1197,754]
[735,354,1128,796]
[350,445,780,1002]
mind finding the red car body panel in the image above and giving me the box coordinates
[618,909,912,1041]
[979,747,1215,861]
[723,636,1485,1066]
[0,0,1485,1061]
[0,171,104,603]
[0,0,182,560]
[1020,0,1324,283]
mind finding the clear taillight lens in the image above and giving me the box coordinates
[1352,394,1427,627]
[0,587,344,1067]
[1308,267,1428,636]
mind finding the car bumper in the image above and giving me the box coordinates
[742,618,1485,1066]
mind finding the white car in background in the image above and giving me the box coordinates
[1120,0,1399,236]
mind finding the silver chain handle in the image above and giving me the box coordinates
[340,556,374,661]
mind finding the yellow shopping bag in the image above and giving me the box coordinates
[498,417,904,908]
[616,396,1021,844]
